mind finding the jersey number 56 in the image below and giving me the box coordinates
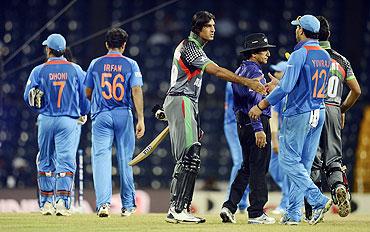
[101,73,125,101]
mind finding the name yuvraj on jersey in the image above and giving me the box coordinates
[311,59,331,68]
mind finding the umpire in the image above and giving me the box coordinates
[220,33,275,224]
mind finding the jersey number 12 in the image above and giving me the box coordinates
[311,69,327,99]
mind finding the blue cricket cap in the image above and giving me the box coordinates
[291,15,320,33]
[271,61,287,72]
[42,34,66,51]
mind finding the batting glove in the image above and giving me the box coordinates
[77,115,87,125]
[28,88,44,109]
[152,104,167,121]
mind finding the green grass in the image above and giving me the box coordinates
[1,213,370,232]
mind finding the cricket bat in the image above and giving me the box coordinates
[128,126,169,166]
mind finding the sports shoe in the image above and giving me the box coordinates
[335,185,351,217]
[220,207,236,223]
[121,207,136,217]
[165,207,204,224]
[40,202,54,215]
[55,199,71,216]
[248,213,276,224]
[304,215,324,223]
[303,216,311,223]
[97,203,110,217]
[185,207,206,223]
[271,206,285,215]
[309,198,333,225]
[280,214,299,225]
[239,207,247,214]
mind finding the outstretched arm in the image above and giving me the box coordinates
[205,63,267,95]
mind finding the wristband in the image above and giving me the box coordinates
[257,104,263,111]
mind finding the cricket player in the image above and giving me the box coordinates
[249,15,332,225]
[304,16,361,220]
[164,11,267,224]
[85,28,145,217]
[224,82,249,213]
[268,61,289,215]
[24,34,89,216]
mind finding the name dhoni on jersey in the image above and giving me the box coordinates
[104,64,122,72]
[311,59,331,68]
[49,72,68,80]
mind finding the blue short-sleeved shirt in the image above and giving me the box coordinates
[85,51,143,119]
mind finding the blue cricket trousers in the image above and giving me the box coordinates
[37,114,79,208]
[279,109,328,221]
[269,150,288,210]
[91,108,135,210]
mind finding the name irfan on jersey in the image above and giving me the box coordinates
[104,64,122,72]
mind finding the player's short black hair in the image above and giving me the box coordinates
[302,28,319,40]
[106,28,128,49]
[316,15,330,41]
[49,48,64,57]
[64,47,75,62]
[191,11,216,35]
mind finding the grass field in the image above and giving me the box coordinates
[1,213,370,232]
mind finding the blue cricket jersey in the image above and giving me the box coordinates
[266,40,331,116]
[272,100,284,129]
[24,57,90,117]
[224,82,236,124]
[233,60,271,132]
[84,51,143,119]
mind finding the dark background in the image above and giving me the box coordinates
[0,0,369,192]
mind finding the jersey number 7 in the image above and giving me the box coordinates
[53,81,66,108]
[101,73,125,101]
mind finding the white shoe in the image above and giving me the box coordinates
[165,207,204,224]
[271,206,285,215]
[55,199,71,216]
[309,198,332,225]
[185,208,206,223]
[239,208,247,214]
[220,207,236,223]
[98,203,110,217]
[248,213,276,224]
[121,207,136,217]
[40,202,54,215]
[280,214,300,225]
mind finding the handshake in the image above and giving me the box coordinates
[28,87,44,109]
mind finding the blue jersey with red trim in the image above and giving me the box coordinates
[267,40,331,116]
[85,51,143,118]
[224,82,236,124]
[24,57,90,117]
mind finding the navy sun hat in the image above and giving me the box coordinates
[291,15,320,33]
[42,34,66,51]
[240,33,276,53]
